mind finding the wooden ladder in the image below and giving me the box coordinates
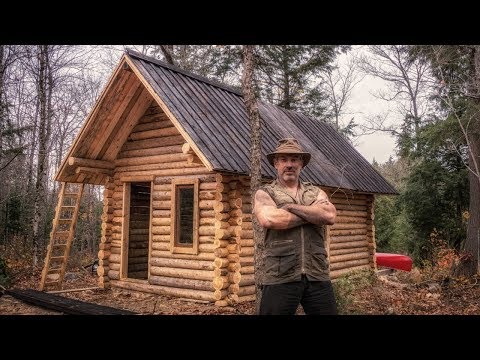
[39,182,84,291]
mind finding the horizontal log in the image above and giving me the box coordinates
[129,126,179,141]
[239,239,254,247]
[109,263,120,271]
[330,258,369,271]
[240,256,254,266]
[151,242,169,251]
[111,280,218,302]
[199,182,216,190]
[150,250,214,261]
[151,217,171,226]
[335,216,367,224]
[149,275,213,291]
[329,240,369,250]
[329,246,368,256]
[75,166,113,176]
[334,204,367,211]
[115,153,186,167]
[330,234,367,243]
[240,247,254,257]
[330,252,369,264]
[199,217,215,226]
[68,157,115,169]
[239,273,254,286]
[152,234,170,242]
[201,210,215,218]
[331,198,367,206]
[337,210,368,218]
[150,266,214,281]
[132,118,172,132]
[151,226,171,235]
[115,167,210,178]
[199,191,215,200]
[152,210,171,219]
[237,285,256,297]
[330,228,367,236]
[227,262,241,272]
[330,223,367,230]
[107,269,120,280]
[150,257,214,271]
[240,265,254,274]
[116,160,201,173]
[122,135,184,151]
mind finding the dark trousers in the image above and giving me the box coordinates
[259,275,337,315]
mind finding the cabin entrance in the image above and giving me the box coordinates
[123,182,151,280]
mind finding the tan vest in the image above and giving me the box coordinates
[260,180,330,285]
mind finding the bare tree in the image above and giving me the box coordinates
[359,45,435,150]
[319,50,365,139]
[242,45,264,313]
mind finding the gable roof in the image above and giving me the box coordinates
[56,49,397,195]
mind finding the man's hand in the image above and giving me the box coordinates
[280,190,336,226]
[254,190,308,230]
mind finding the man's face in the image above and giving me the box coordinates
[273,154,303,183]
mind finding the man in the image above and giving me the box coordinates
[253,138,338,315]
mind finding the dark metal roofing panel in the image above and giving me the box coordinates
[127,50,397,195]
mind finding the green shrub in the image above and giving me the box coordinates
[332,268,376,314]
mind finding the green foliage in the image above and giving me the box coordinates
[332,268,376,314]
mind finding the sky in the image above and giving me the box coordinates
[349,76,398,164]
[337,46,399,164]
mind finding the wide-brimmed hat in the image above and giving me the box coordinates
[266,138,311,167]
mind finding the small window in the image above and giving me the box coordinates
[171,178,199,254]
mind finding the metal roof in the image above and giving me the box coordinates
[127,50,396,195]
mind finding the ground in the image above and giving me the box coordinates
[1,262,480,315]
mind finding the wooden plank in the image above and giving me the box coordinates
[101,87,153,160]
[86,74,140,158]
[6,288,135,315]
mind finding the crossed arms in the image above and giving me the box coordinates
[253,189,336,230]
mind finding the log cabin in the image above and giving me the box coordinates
[40,49,397,305]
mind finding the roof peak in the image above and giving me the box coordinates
[125,48,242,96]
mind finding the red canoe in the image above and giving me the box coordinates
[375,253,413,272]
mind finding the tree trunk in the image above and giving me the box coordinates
[31,45,50,269]
[453,46,480,277]
[242,45,264,314]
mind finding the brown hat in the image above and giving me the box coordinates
[266,138,311,167]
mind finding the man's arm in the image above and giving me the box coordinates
[253,189,308,230]
[281,189,336,226]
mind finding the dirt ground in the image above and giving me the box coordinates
[1,265,480,315]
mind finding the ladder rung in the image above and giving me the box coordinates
[58,218,73,223]
[47,268,62,273]
[52,243,67,247]
[61,206,76,209]
[53,231,70,237]
[50,256,66,261]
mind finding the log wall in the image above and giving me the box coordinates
[328,190,375,279]
[98,103,377,304]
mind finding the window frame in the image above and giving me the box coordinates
[170,178,199,255]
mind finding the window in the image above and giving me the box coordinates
[171,178,199,254]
